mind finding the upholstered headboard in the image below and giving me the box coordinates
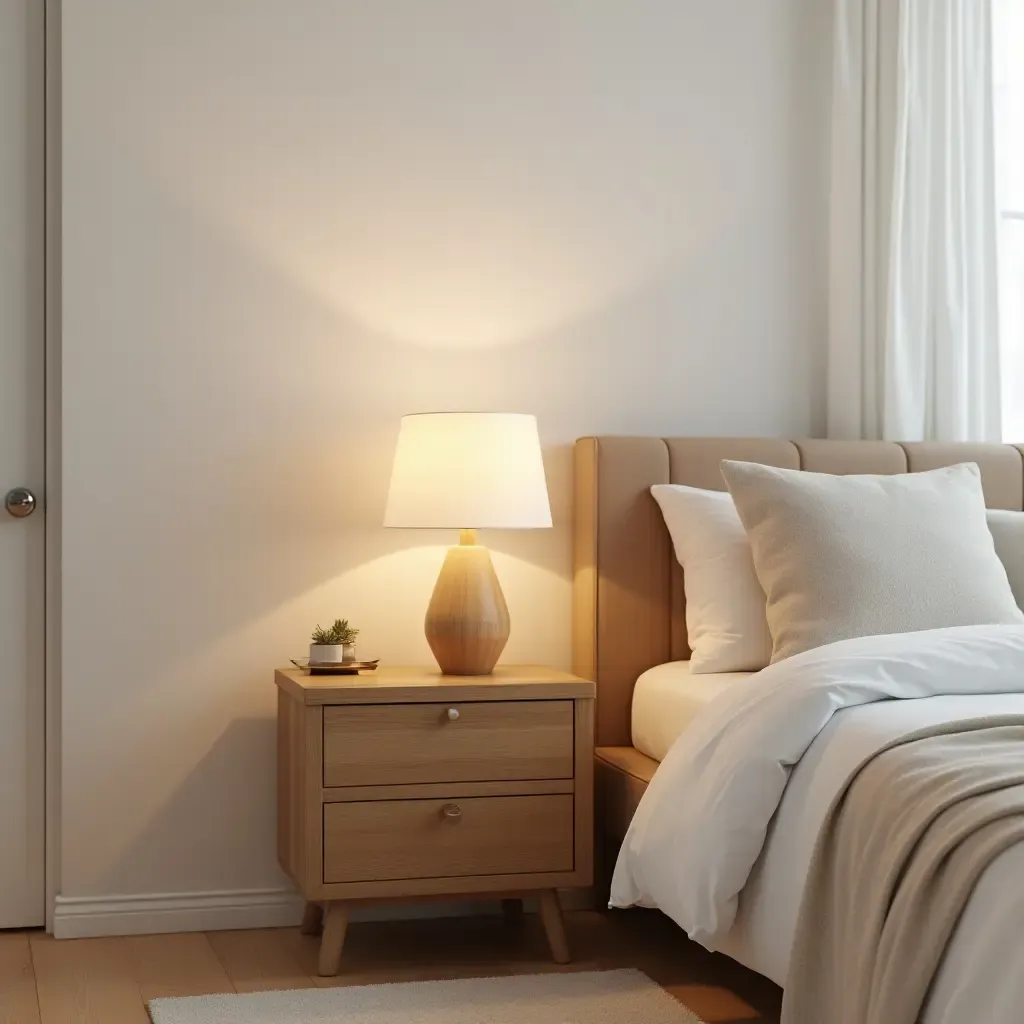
[572,437,1024,747]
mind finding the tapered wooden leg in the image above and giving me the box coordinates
[300,901,323,936]
[501,898,524,925]
[318,902,349,976]
[538,890,570,964]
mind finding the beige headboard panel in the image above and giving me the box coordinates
[573,437,1024,746]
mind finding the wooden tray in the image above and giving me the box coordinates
[290,658,380,676]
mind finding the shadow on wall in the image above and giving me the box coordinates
[110,717,283,894]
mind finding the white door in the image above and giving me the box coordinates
[0,0,46,928]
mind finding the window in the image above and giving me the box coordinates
[996,0,1024,439]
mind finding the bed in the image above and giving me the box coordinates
[573,436,1024,1024]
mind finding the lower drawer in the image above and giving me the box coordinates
[323,794,574,884]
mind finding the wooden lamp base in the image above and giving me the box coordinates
[424,529,510,675]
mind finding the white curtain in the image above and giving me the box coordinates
[994,0,1024,441]
[828,0,1003,441]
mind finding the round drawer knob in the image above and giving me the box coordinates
[442,803,462,822]
[446,707,460,721]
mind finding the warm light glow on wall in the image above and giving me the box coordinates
[137,21,721,355]
[161,167,712,351]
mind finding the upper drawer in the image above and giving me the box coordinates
[323,700,574,788]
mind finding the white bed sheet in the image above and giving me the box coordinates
[631,661,753,762]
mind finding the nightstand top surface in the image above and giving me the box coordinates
[275,664,595,705]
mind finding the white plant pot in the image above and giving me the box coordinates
[309,643,356,664]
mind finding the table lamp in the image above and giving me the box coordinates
[384,412,552,675]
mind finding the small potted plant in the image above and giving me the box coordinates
[309,619,360,665]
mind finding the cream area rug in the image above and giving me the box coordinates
[148,969,706,1024]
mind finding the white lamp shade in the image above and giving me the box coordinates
[384,413,552,530]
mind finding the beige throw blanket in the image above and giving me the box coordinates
[783,716,1024,1024]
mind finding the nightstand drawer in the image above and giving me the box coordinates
[323,794,574,883]
[323,700,574,788]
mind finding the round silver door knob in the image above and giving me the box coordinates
[446,707,460,721]
[4,488,36,518]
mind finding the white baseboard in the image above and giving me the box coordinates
[53,888,306,939]
[53,886,594,939]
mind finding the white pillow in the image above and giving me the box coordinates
[650,484,772,673]
[720,460,1024,663]
[987,509,1024,609]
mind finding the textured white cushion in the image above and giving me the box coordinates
[720,460,1024,663]
[650,484,772,673]
[988,509,1024,609]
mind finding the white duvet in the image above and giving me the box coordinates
[611,624,1024,1014]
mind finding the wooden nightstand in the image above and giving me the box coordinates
[275,664,596,976]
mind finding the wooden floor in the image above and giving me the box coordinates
[2,909,782,1023]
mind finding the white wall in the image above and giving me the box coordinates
[61,0,829,911]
